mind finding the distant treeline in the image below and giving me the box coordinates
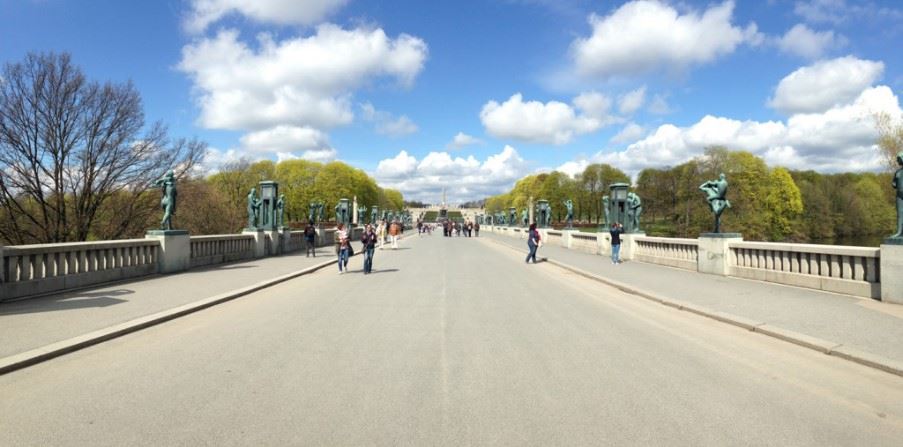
[484,147,896,243]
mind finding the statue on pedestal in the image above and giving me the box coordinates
[521,208,529,227]
[564,199,574,229]
[247,188,261,229]
[151,170,177,231]
[309,202,318,224]
[891,152,903,239]
[627,192,642,233]
[699,173,731,233]
[276,194,286,228]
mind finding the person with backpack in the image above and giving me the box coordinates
[304,220,317,257]
[361,224,378,274]
[526,223,541,263]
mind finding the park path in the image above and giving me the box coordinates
[1,233,902,446]
[482,231,903,368]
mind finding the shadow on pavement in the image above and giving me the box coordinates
[0,289,133,315]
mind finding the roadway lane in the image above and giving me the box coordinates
[2,234,903,446]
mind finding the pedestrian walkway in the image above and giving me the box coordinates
[483,232,903,371]
[0,247,335,359]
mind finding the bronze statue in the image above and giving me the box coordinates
[276,194,286,228]
[309,202,318,224]
[700,173,731,233]
[247,188,261,229]
[602,196,610,226]
[891,152,903,238]
[627,192,642,233]
[151,170,177,231]
[521,208,529,227]
[564,199,574,229]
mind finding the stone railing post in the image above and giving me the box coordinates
[145,230,190,273]
[697,233,743,275]
[243,229,267,258]
[619,233,646,261]
[880,239,903,303]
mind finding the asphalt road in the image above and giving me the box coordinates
[2,234,902,446]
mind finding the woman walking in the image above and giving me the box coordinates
[361,224,378,274]
[526,223,541,263]
[335,223,350,273]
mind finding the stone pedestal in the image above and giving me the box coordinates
[619,233,645,261]
[243,229,267,258]
[698,233,742,275]
[880,239,903,304]
[264,228,290,256]
[146,230,190,273]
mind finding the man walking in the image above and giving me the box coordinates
[304,220,317,257]
[361,224,378,274]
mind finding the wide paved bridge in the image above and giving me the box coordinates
[2,232,903,445]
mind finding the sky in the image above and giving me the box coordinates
[2,0,902,204]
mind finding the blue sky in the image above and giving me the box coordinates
[2,0,902,203]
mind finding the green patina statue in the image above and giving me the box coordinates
[700,173,731,233]
[564,199,574,229]
[151,170,177,231]
[627,192,642,233]
[276,194,286,228]
[309,202,319,224]
[247,188,261,229]
[521,208,529,227]
[891,152,903,239]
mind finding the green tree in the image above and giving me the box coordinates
[763,167,803,241]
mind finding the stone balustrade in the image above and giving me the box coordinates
[486,224,896,302]
[2,239,159,300]
[189,235,255,268]
[635,236,698,271]
[729,241,880,298]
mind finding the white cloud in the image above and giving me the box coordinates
[610,122,646,144]
[240,125,330,153]
[590,85,900,176]
[776,24,844,59]
[374,146,530,203]
[769,56,884,114]
[299,147,338,163]
[446,132,483,149]
[178,26,428,132]
[556,159,589,178]
[480,93,612,145]
[571,0,761,79]
[185,0,348,33]
[573,91,612,120]
[618,87,646,115]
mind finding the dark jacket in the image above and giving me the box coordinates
[361,230,377,248]
[610,227,622,245]
[527,229,541,247]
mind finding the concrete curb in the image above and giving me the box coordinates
[484,236,903,378]
[0,258,338,376]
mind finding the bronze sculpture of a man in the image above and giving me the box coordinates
[152,170,177,230]
[699,173,731,233]
[247,188,261,229]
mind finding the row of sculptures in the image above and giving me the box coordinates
[149,160,903,240]
[476,174,734,234]
[310,201,410,227]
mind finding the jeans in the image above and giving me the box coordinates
[611,244,621,263]
[338,247,349,271]
[526,243,538,263]
[306,239,315,257]
[363,246,375,273]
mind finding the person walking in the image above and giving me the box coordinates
[610,222,623,264]
[377,220,387,250]
[335,223,350,273]
[389,220,400,249]
[361,224,377,274]
[474,220,480,237]
[304,220,317,257]
[526,223,541,263]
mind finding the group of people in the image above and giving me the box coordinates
[333,220,404,274]
[524,221,625,265]
[441,220,479,237]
